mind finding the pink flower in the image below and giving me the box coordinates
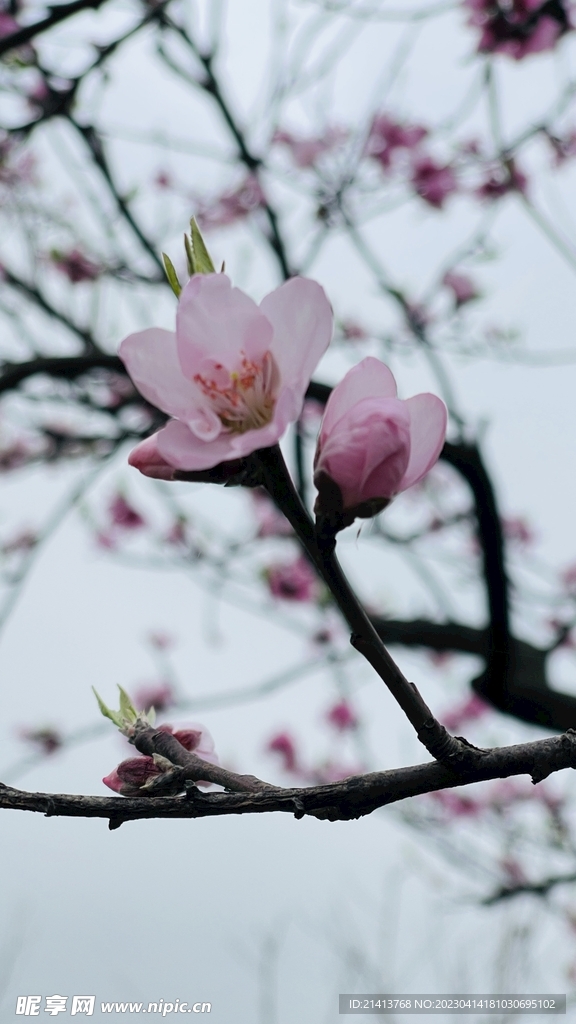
[273,127,347,168]
[121,273,333,475]
[465,0,571,60]
[51,248,101,283]
[103,755,164,796]
[476,160,528,200]
[366,114,428,170]
[195,176,264,230]
[326,699,358,732]
[19,726,62,755]
[411,156,458,208]
[134,682,175,712]
[267,731,299,773]
[313,357,447,526]
[503,516,534,546]
[340,319,368,342]
[109,493,145,530]
[266,555,318,602]
[159,722,218,767]
[443,270,479,307]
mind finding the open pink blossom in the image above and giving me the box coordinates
[314,357,447,525]
[120,273,333,476]
[411,156,458,208]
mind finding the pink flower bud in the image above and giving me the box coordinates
[103,755,163,795]
[267,732,299,774]
[127,435,177,480]
[326,699,358,732]
[313,358,447,528]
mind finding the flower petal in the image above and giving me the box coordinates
[119,327,201,420]
[320,357,398,438]
[176,274,273,377]
[156,419,238,471]
[260,277,333,398]
[398,393,447,490]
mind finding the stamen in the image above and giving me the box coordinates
[194,351,279,434]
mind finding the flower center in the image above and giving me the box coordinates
[193,350,279,434]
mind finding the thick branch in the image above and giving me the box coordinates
[3,730,576,827]
[0,0,111,56]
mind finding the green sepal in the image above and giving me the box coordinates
[183,232,195,276]
[189,217,215,274]
[118,685,138,723]
[92,687,123,728]
[162,253,182,297]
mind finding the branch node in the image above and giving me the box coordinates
[292,797,305,819]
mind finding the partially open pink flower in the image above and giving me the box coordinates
[120,274,333,475]
[103,755,164,795]
[159,722,218,767]
[314,357,447,526]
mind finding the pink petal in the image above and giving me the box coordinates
[320,357,398,438]
[128,435,176,480]
[176,274,273,377]
[156,419,238,471]
[260,277,333,399]
[398,393,447,491]
[119,327,201,420]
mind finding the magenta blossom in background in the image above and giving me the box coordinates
[273,126,347,168]
[411,156,458,208]
[476,160,528,200]
[326,699,358,732]
[251,488,293,537]
[51,248,101,283]
[134,682,175,713]
[195,176,264,230]
[19,726,62,755]
[443,270,480,307]
[121,273,333,477]
[109,493,145,530]
[267,732,299,774]
[314,357,447,525]
[464,0,572,60]
[266,555,319,602]
[366,114,428,170]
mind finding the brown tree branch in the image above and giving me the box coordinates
[3,730,576,829]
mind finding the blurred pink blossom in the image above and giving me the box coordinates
[503,516,534,546]
[464,0,571,60]
[429,789,483,816]
[476,160,528,200]
[148,630,175,650]
[326,699,358,731]
[195,176,264,230]
[267,731,299,773]
[109,493,145,530]
[51,248,101,283]
[366,114,428,169]
[443,270,480,307]
[154,170,173,189]
[340,319,368,342]
[273,126,347,168]
[251,488,293,537]
[548,129,576,164]
[266,555,319,602]
[19,726,62,755]
[134,682,175,712]
[314,357,447,523]
[411,156,458,208]
[2,528,37,555]
[121,273,333,475]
